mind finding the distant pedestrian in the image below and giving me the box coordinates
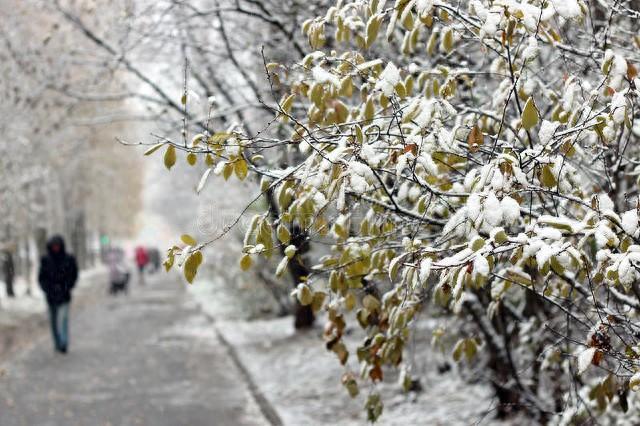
[107,247,129,295]
[38,235,78,354]
[147,248,161,273]
[134,246,149,285]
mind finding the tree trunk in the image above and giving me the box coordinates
[3,250,15,298]
[35,227,47,261]
[69,213,87,269]
[265,189,315,329]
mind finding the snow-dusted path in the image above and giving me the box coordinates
[0,274,267,426]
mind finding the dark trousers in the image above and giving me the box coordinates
[48,303,70,352]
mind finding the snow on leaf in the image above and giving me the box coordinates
[419,258,432,284]
[483,192,502,227]
[630,372,640,391]
[577,347,597,375]
[522,37,539,62]
[501,196,520,225]
[312,66,340,87]
[597,194,615,213]
[621,209,639,236]
[375,62,401,97]
[196,168,212,194]
[539,120,560,145]
[416,0,434,14]
[550,0,582,19]
[473,255,490,278]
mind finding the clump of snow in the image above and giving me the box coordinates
[577,347,596,375]
[312,66,340,87]
[597,194,615,213]
[522,36,539,61]
[611,91,627,124]
[416,0,434,14]
[621,209,639,236]
[483,192,502,227]
[501,196,521,225]
[539,120,560,145]
[473,255,490,277]
[375,62,401,97]
[550,0,582,19]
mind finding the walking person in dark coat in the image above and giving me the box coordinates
[38,235,78,354]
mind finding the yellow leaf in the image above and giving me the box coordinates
[311,291,326,312]
[539,164,557,188]
[297,284,313,305]
[181,234,197,246]
[364,97,374,121]
[442,28,454,53]
[365,15,381,48]
[186,152,197,166]
[184,250,203,284]
[239,254,252,271]
[275,256,289,278]
[164,145,176,170]
[334,101,349,123]
[279,94,295,122]
[277,224,291,244]
[223,162,233,180]
[208,132,232,145]
[521,97,539,130]
[234,159,248,180]
[339,77,353,97]
[144,143,165,156]
[354,124,364,144]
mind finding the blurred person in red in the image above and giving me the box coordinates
[134,246,149,285]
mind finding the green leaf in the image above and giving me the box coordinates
[521,97,539,130]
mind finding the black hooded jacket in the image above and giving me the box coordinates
[38,236,78,306]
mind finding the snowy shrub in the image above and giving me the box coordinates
[154,0,640,422]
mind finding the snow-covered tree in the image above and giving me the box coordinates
[0,0,144,284]
[157,0,640,421]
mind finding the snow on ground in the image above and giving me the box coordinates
[0,267,109,362]
[0,267,107,325]
[190,275,503,425]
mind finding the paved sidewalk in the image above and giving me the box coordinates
[0,274,267,426]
